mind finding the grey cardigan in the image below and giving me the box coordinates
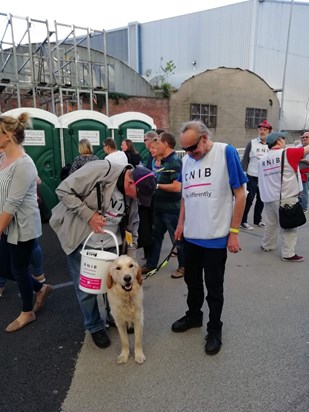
[50,160,139,255]
[0,154,42,244]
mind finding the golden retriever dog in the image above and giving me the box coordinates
[107,255,145,365]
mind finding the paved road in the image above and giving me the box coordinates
[1,219,308,412]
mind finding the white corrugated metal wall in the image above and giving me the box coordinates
[141,2,253,87]
[133,0,309,130]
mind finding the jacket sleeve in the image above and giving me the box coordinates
[241,141,251,172]
[55,160,108,223]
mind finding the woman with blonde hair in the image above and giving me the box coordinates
[69,138,99,175]
[0,112,52,332]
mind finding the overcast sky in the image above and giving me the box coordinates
[2,0,248,30]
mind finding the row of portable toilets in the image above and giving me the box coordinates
[2,108,157,218]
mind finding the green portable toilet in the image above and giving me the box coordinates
[110,112,156,164]
[2,108,62,221]
[59,110,112,166]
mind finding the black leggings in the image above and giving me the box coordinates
[0,235,43,311]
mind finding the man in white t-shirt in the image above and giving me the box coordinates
[103,138,128,165]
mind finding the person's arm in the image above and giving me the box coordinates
[241,141,251,172]
[227,185,246,253]
[1,159,37,234]
[56,160,107,231]
[157,180,181,192]
[175,197,185,241]
[0,211,13,235]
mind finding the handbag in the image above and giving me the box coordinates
[279,151,306,229]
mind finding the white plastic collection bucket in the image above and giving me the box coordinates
[79,230,119,294]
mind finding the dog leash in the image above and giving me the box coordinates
[143,240,181,280]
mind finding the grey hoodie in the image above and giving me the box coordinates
[50,160,139,255]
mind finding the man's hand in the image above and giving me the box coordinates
[227,232,241,253]
[88,212,106,233]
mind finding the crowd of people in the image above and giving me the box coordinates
[1,111,308,356]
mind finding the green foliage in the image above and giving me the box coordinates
[161,82,172,98]
[161,60,176,78]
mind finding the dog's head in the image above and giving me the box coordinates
[107,255,142,292]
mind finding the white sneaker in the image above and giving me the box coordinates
[255,222,266,227]
[240,223,254,230]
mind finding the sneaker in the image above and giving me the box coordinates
[171,315,202,332]
[205,331,222,355]
[141,265,156,275]
[281,254,304,262]
[91,329,111,348]
[261,245,271,252]
[0,287,5,298]
[32,274,46,283]
[240,223,254,230]
[171,267,184,279]
[303,209,308,214]
[255,221,266,227]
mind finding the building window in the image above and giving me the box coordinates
[245,108,268,129]
[190,104,217,128]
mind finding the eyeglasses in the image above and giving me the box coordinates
[181,134,204,152]
[301,136,309,139]
[144,139,150,142]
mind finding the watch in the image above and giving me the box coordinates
[156,183,159,189]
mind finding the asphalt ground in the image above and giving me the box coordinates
[1,217,309,412]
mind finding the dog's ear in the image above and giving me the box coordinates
[107,273,114,289]
[136,266,143,286]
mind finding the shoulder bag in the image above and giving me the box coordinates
[278,150,306,229]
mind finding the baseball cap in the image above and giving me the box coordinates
[266,131,288,146]
[132,166,156,207]
[258,120,272,131]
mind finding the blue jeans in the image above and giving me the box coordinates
[0,235,43,311]
[67,245,106,334]
[30,239,44,276]
[299,179,308,211]
[146,211,184,269]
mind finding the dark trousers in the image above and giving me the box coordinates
[242,175,264,224]
[0,235,43,311]
[184,239,227,332]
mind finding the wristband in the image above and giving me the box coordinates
[229,227,239,234]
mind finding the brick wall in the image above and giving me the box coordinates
[2,96,169,132]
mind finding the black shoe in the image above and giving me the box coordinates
[91,329,111,348]
[171,315,202,333]
[205,331,222,355]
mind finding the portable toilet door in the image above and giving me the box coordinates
[2,108,62,221]
[110,112,156,164]
[59,111,112,167]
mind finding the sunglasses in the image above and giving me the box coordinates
[301,136,309,139]
[181,134,204,152]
